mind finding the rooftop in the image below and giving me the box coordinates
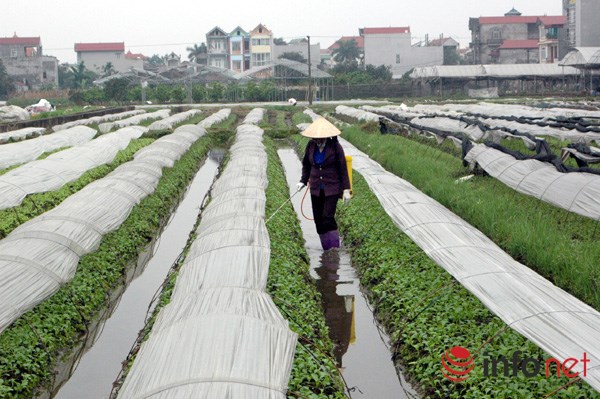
[498,39,540,50]
[74,42,125,52]
[361,27,410,35]
[0,35,41,46]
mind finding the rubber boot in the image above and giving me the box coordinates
[319,230,340,251]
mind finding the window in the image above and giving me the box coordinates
[546,27,558,39]
[252,52,271,66]
[252,38,269,46]
[10,48,18,58]
[232,41,241,52]
[24,46,38,57]
[233,60,241,71]
[396,54,401,63]
[492,30,501,40]
[541,47,547,60]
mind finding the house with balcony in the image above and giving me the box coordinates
[74,42,143,73]
[469,8,551,64]
[206,27,229,69]
[229,26,250,72]
[537,16,567,63]
[250,24,273,67]
[0,34,58,90]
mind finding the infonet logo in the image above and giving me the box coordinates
[441,346,590,382]
[441,346,474,382]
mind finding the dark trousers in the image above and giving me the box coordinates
[311,190,339,234]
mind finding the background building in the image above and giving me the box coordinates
[206,27,229,69]
[469,8,562,65]
[360,27,443,78]
[250,24,273,67]
[0,35,58,90]
[537,16,567,63]
[563,0,600,47]
[74,42,143,73]
[229,26,250,72]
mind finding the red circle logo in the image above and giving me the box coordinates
[441,346,474,382]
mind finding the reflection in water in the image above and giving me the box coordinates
[315,250,354,365]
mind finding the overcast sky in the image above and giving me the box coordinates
[2,0,562,64]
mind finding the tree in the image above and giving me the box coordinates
[187,43,207,64]
[331,39,362,65]
[147,54,165,67]
[443,47,462,65]
[207,82,224,102]
[365,64,392,81]
[70,62,96,89]
[102,62,116,77]
[273,37,287,45]
[103,77,130,102]
[0,59,14,98]
[278,52,306,63]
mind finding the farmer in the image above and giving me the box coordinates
[297,117,351,250]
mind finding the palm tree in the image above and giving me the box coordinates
[332,39,361,64]
[70,62,88,89]
[187,43,207,64]
[102,62,116,77]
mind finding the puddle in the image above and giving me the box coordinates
[278,148,418,399]
[52,154,220,399]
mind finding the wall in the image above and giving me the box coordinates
[577,0,600,46]
[272,43,321,65]
[364,32,443,77]
[498,48,539,64]
[77,52,143,74]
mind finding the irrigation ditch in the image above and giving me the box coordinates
[54,153,221,399]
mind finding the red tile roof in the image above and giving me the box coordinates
[74,42,125,52]
[329,36,364,50]
[498,39,539,49]
[0,36,40,46]
[125,50,145,60]
[362,27,410,35]
[479,16,540,24]
[538,16,566,26]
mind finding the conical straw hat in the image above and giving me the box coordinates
[301,117,341,138]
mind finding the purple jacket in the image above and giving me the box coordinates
[301,138,351,197]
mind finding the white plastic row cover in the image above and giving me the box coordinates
[0,126,147,210]
[0,111,230,335]
[0,127,46,144]
[148,109,203,131]
[340,137,600,393]
[52,110,145,132]
[0,126,97,170]
[465,143,600,221]
[99,109,171,133]
[118,111,297,399]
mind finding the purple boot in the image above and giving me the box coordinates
[319,230,340,251]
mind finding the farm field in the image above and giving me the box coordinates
[0,100,599,399]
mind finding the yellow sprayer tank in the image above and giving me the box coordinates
[346,155,353,196]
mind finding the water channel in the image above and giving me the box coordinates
[53,153,221,399]
[278,148,417,399]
